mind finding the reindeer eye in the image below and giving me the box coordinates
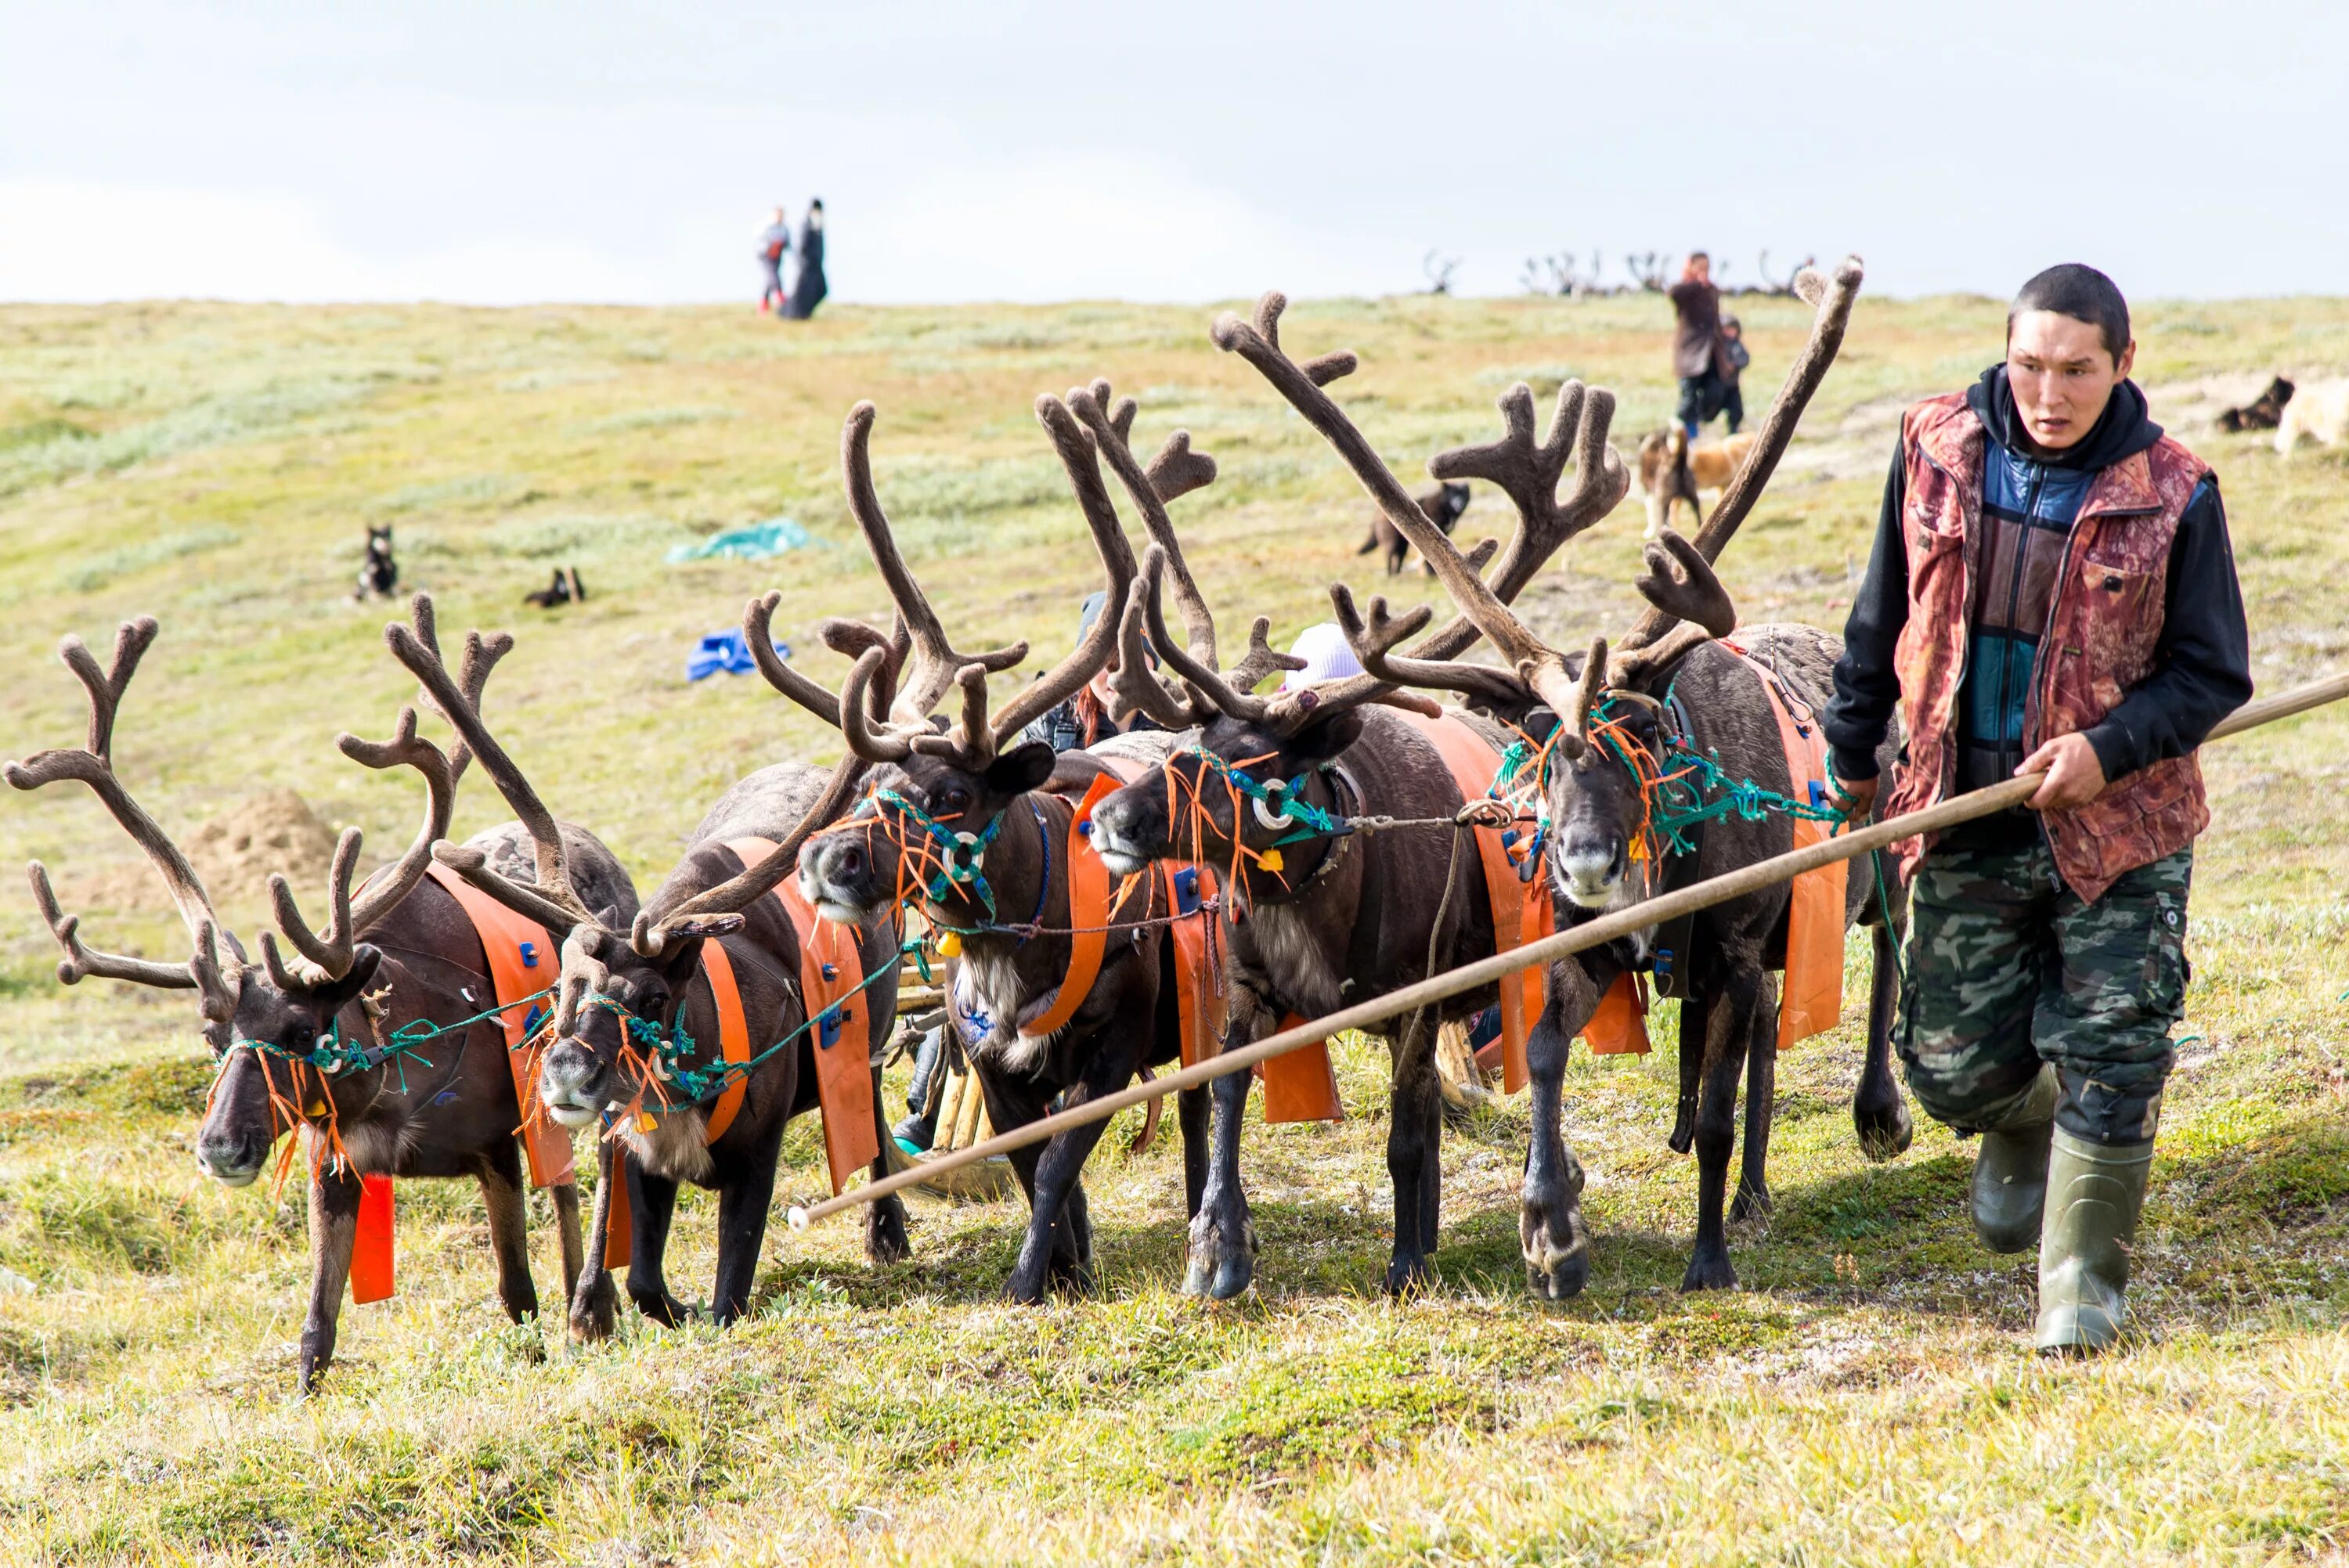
[940,788,969,813]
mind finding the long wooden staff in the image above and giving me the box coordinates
[788,670,2349,1232]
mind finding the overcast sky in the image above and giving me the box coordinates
[5,1,2342,305]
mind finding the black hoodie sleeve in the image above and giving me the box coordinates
[1821,434,1911,781]
[2077,474,2253,781]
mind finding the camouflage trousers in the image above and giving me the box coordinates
[1900,838,2192,1146]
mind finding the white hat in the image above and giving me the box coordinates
[1282,623,1363,690]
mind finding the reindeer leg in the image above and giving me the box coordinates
[1683,968,1763,1292]
[1384,1015,1444,1297]
[709,1131,782,1326]
[1178,1083,1211,1220]
[568,1141,621,1343]
[300,1165,363,1394]
[1523,962,1600,1300]
[1669,988,1710,1155]
[477,1137,542,1323]
[983,1066,1100,1305]
[623,1162,691,1326]
[862,1060,911,1264]
[1182,1007,1263,1300]
[1854,921,1915,1160]
[550,1181,585,1307]
[1730,978,1779,1224]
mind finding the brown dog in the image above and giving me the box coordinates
[1637,427,1755,537]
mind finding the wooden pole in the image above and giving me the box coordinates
[788,670,2349,1232]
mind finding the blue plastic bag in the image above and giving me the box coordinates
[686,629,792,682]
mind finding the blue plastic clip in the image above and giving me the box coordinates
[518,941,538,968]
[1171,866,1201,916]
[521,1004,547,1038]
[821,961,838,981]
[817,1007,843,1049]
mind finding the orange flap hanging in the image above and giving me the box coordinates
[1160,863,1225,1068]
[1019,775,1118,1040]
[1261,1011,1344,1123]
[727,838,881,1196]
[1581,971,1652,1056]
[423,863,575,1188]
[1723,653,1848,1051]
[350,1173,395,1303]
[1393,709,1551,1092]
[601,1150,633,1269]
[693,939,753,1144]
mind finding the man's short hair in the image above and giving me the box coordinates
[2008,264,2131,362]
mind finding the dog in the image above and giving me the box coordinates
[2275,378,2347,458]
[1358,481,1470,576]
[1637,427,1756,537]
[352,525,399,601]
[2217,376,2294,434]
[522,566,587,609]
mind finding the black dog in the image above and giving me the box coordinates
[2219,377,2294,433]
[1357,481,1470,576]
[522,566,587,609]
[352,526,399,601]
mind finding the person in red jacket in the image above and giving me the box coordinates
[754,207,791,315]
[1824,264,2251,1354]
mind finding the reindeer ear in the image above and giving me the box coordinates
[316,945,384,1011]
[984,740,1056,798]
[1286,709,1366,766]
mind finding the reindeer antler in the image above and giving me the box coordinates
[1616,256,1864,651]
[5,618,242,1018]
[1212,290,1626,728]
[263,597,507,982]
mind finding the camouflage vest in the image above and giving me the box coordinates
[1883,392,2212,903]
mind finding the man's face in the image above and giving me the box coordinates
[2005,310,2134,451]
[1689,255,1710,284]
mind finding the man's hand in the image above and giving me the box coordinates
[1829,770,1878,824]
[2019,732,2108,812]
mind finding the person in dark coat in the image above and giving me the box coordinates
[1668,252,1732,438]
[754,207,791,315]
[784,199,827,320]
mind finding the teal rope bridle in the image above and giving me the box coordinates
[855,787,1007,921]
[1176,746,1351,851]
[222,985,557,1096]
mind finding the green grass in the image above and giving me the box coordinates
[0,294,2346,1564]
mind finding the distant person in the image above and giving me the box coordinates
[755,206,791,315]
[784,198,828,320]
[1716,314,1749,435]
[1668,251,1731,439]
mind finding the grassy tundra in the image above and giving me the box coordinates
[1,292,2346,1564]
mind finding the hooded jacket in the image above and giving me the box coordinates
[1823,366,2251,898]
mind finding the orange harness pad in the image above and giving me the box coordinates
[1393,709,1554,1094]
[725,837,880,1196]
[1723,648,1847,1050]
[345,866,572,1305]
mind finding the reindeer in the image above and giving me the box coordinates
[1086,294,1630,1301]
[796,386,1219,1304]
[1423,251,1460,296]
[411,598,912,1336]
[1315,259,1915,1296]
[4,599,640,1390]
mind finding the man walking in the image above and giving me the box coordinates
[1667,251,1730,438]
[1823,264,2251,1354]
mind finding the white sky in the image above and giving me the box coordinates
[5,1,2344,305]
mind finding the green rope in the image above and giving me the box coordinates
[1176,746,1349,847]
[226,985,557,1094]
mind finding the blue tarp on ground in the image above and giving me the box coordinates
[687,629,793,682]
[665,517,815,564]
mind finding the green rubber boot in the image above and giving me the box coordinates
[2034,1129,2153,1356]
[1969,1065,2057,1254]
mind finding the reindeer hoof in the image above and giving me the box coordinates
[1520,1196,1592,1301]
[1680,1250,1739,1293]
[630,1289,692,1328]
[1180,1212,1256,1300]
[568,1276,619,1343]
[1730,1182,1773,1224]
[1384,1256,1438,1299]
[864,1195,911,1265]
[1856,1096,1914,1162]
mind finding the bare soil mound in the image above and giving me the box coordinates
[66,789,371,917]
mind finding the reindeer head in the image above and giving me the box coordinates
[1325,260,1866,911]
[5,600,496,1185]
[1088,290,1628,887]
[799,385,1188,928]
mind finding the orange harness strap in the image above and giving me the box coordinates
[1581,971,1653,1056]
[723,838,879,1195]
[1721,649,1848,1050]
[423,863,576,1188]
[1019,774,1118,1040]
[1393,709,1553,1093]
[694,940,753,1144]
